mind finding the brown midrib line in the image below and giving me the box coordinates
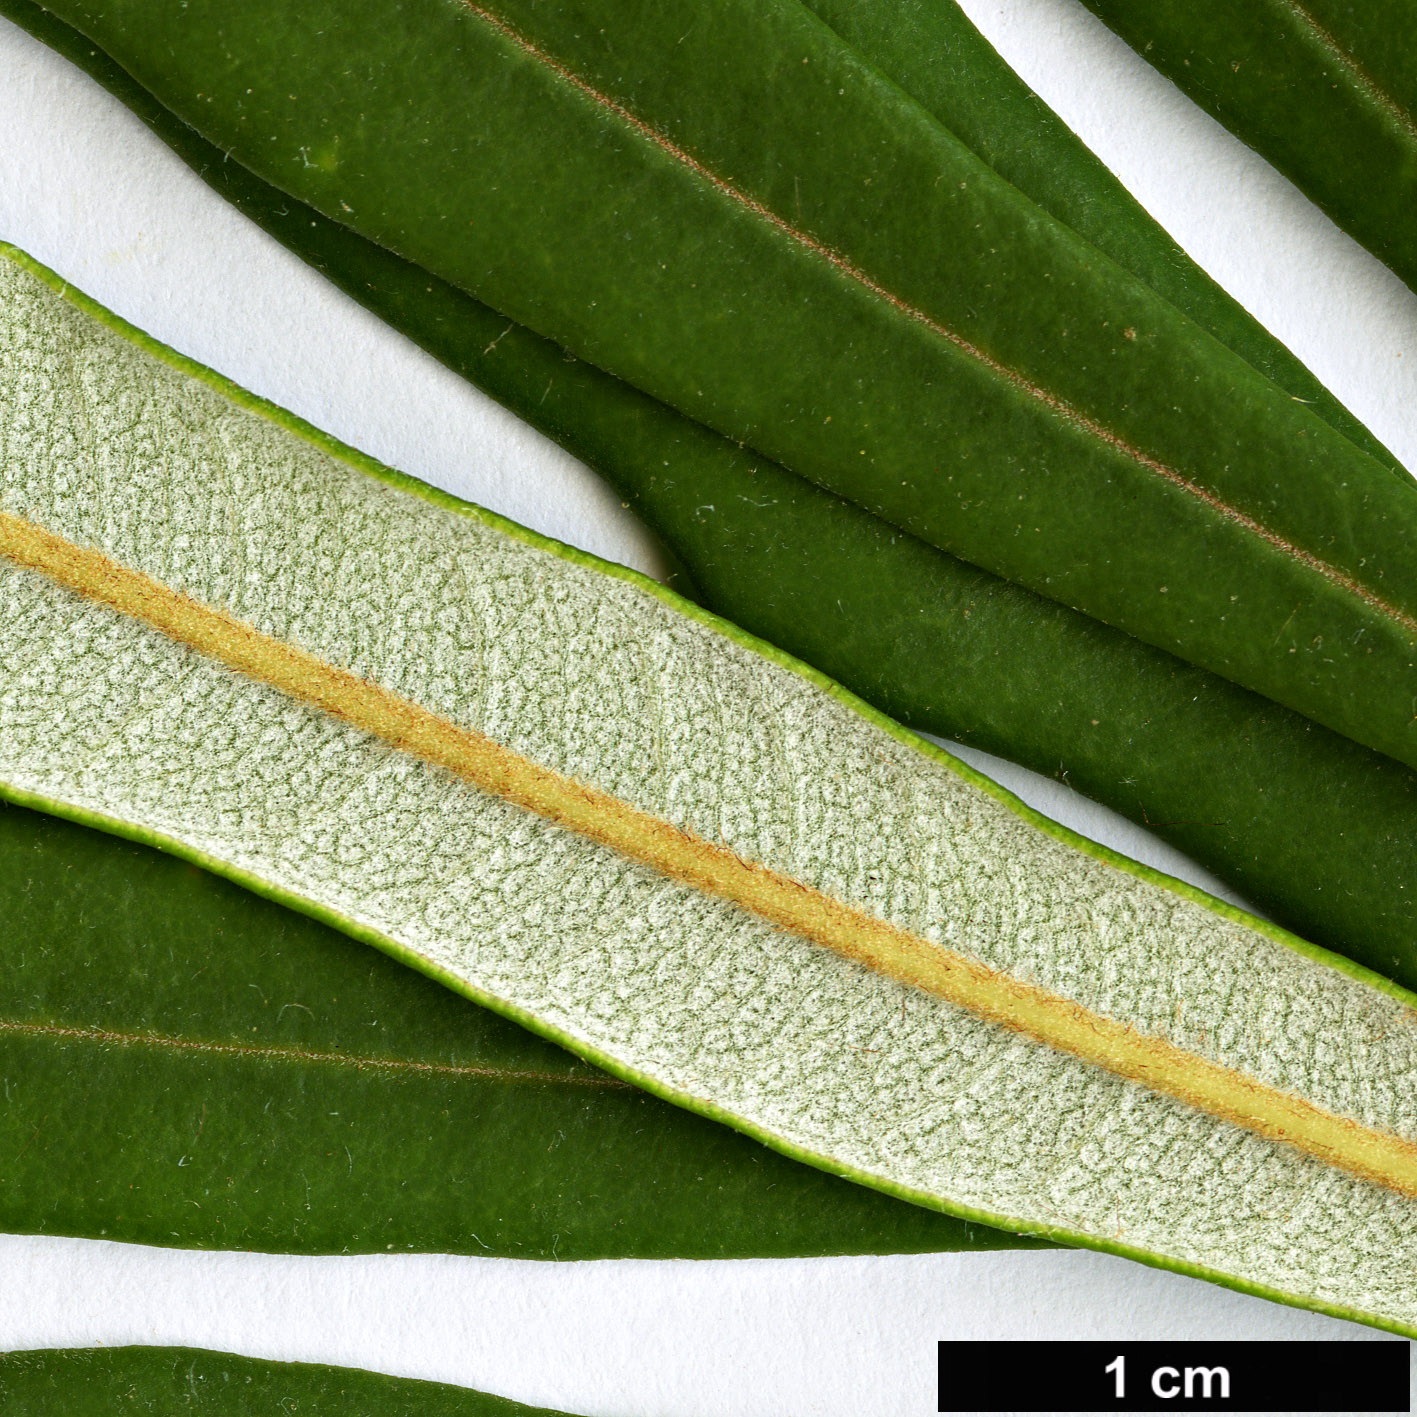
[5,508,1417,1204]
[457,0,1417,643]
[0,1016,631,1088]
[1278,0,1417,144]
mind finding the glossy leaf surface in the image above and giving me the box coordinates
[0,1347,573,1415]
[3,249,1417,1332]
[1078,0,1417,295]
[11,0,1417,991]
[32,0,1417,774]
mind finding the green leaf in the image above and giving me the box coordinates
[0,1347,574,1415]
[4,247,1417,1334]
[1076,0,1417,296]
[0,796,1023,1259]
[0,15,1016,1257]
[798,0,1395,468]
[30,0,1417,774]
[12,0,1417,991]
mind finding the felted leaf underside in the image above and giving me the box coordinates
[2,253,1416,1331]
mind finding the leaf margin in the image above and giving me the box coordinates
[5,240,1417,1335]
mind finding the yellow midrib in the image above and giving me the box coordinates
[4,505,1416,1200]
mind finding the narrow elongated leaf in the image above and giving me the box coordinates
[33,0,1417,774]
[0,1347,573,1415]
[13,0,1417,990]
[0,803,1024,1261]
[0,796,1024,1258]
[0,35,1020,1263]
[797,0,1395,469]
[1077,0,1417,296]
[4,249,1417,1334]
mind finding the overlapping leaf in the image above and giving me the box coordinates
[10,0,1417,992]
[1078,0,1417,295]
[0,798,1020,1258]
[3,247,1417,1333]
[31,0,1417,774]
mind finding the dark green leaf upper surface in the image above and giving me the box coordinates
[800,0,1392,468]
[1078,0,1417,296]
[0,1347,573,1416]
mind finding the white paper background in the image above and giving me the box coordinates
[0,1,1414,1411]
